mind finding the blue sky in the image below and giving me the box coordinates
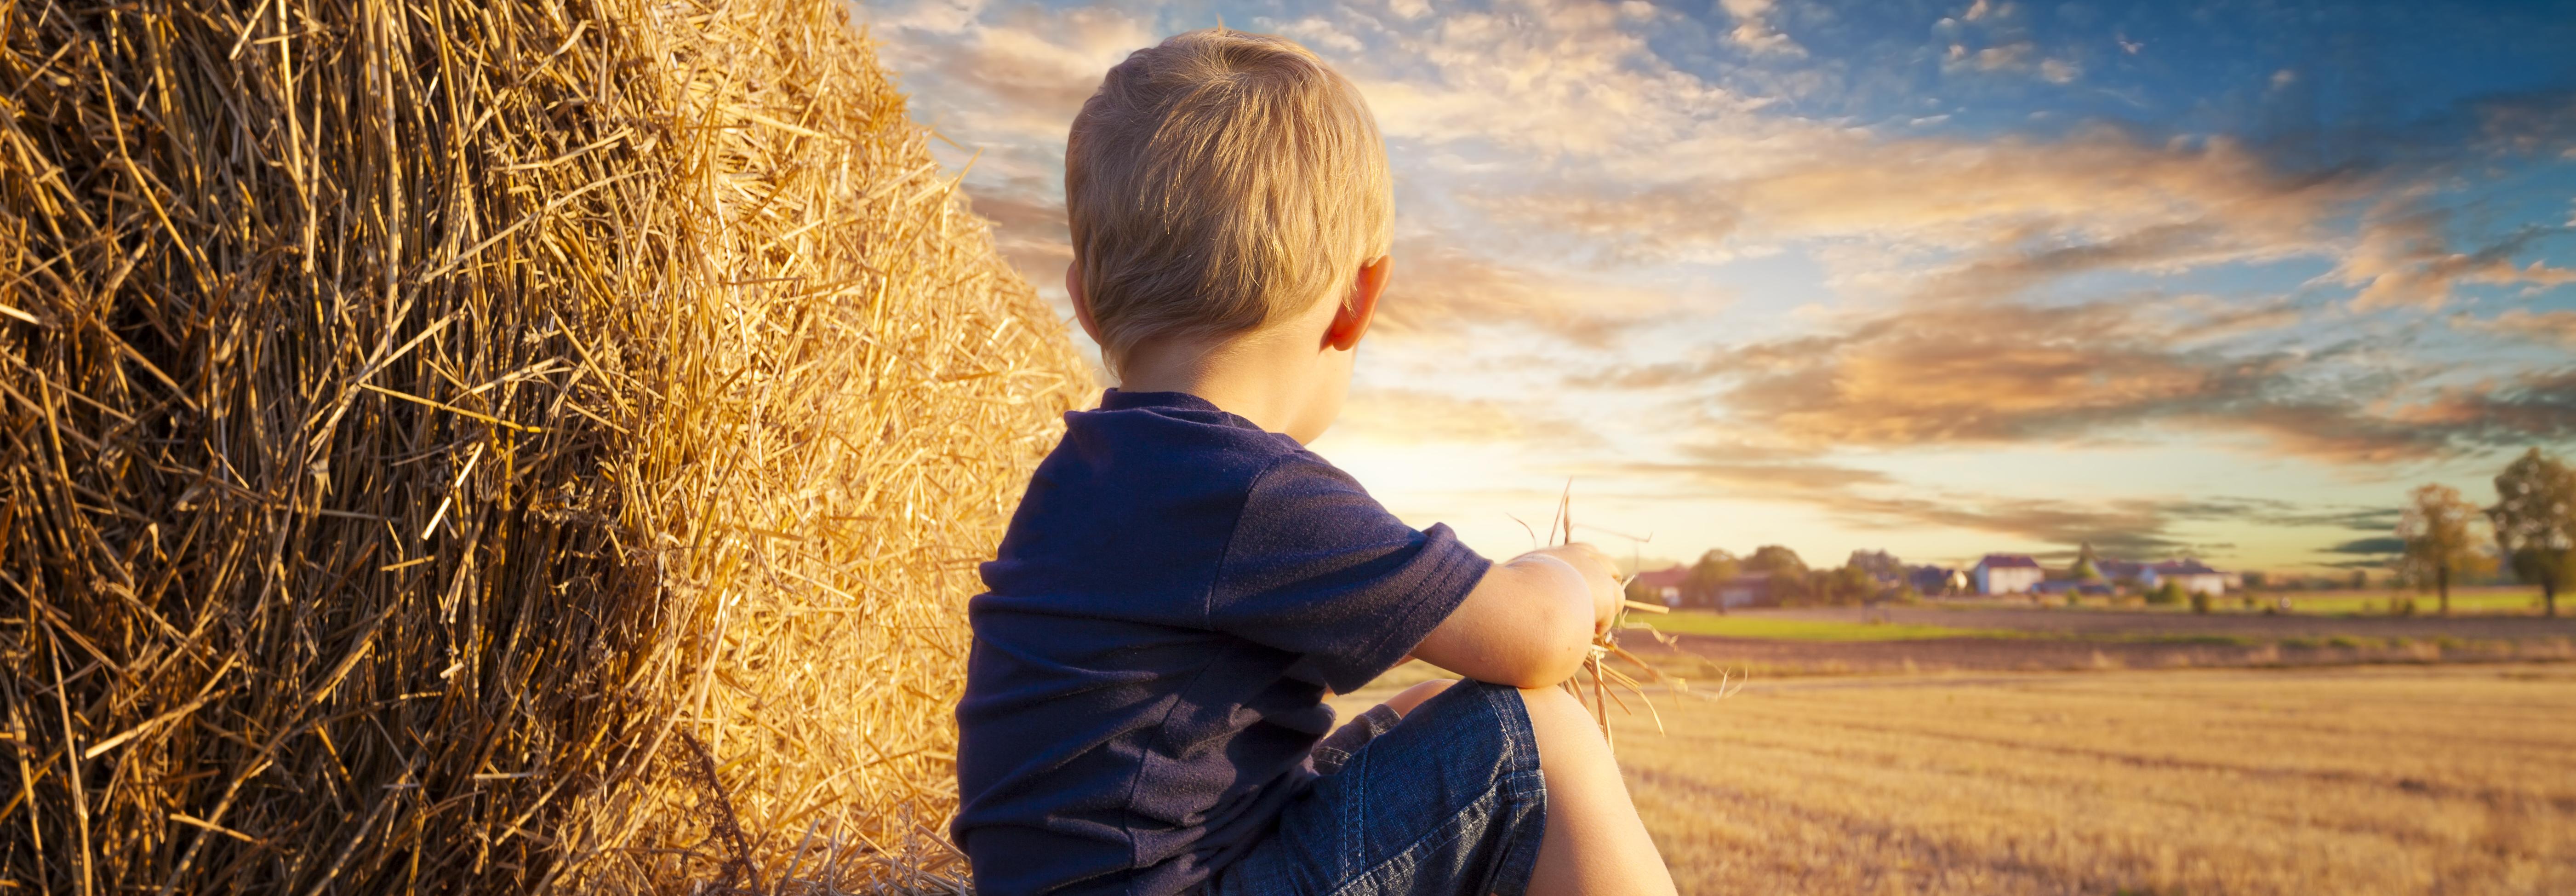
[857,0,2576,573]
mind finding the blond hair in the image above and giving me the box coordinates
[1066,28,1392,374]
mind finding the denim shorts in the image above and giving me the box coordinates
[1206,681,1548,896]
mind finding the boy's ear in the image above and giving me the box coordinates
[1067,260,1106,346]
[1324,255,1389,352]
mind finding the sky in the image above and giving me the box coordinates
[854,0,2576,574]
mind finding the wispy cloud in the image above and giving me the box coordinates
[1719,0,1805,57]
[2335,201,2576,311]
[1375,239,1690,343]
[2454,308,2576,347]
[1582,293,2576,465]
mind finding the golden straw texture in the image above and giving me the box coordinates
[0,0,1085,890]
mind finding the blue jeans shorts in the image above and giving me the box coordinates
[1207,681,1548,896]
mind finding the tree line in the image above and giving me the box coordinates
[2398,447,2576,617]
[1643,545,1912,609]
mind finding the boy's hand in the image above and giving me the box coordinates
[1522,543,1622,635]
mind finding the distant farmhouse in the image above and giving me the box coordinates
[2145,559,2232,596]
[1972,554,2046,595]
[1908,564,1968,596]
[1632,565,1689,607]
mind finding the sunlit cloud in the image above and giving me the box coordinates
[2454,308,2576,347]
[1719,0,1805,57]
[2335,201,2576,311]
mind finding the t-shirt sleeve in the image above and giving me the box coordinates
[1206,453,1492,693]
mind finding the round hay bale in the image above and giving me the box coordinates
[0,0,1085,890]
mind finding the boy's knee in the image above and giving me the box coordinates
[1515,684,1590,727]
[1383,678,1457,718]
[1515,685,1615,759]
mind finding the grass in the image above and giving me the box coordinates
[2274,589,2552,616]
[1645,612,2018,641]
[1591,665,2576,894]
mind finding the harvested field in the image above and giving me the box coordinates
[1633,609,2576,676]
[1640,632,2572,677]
[1731,606,2576,643]
[1339,665,2576,895]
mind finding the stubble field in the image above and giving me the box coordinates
[1345,664,2576,895]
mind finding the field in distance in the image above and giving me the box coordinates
[1337,665,2576,895]
[1630,606,2576,678]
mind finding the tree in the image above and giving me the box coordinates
[1846,549,1903,579]
[1743,545,1809,578]
[1682,549,1741,610]
[2069,541,2102,582]
[2397,483,2496,616]
[1816,565,1880,606]
[2146,580,2187,606]
[2490,448,2576,618]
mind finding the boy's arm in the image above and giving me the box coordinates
[1409,544,1622,689]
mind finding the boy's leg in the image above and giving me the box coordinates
[1516,685,1677,896]
[1375,679,1675,894]
[1379,678,1457,717]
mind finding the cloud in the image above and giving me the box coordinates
[2266,506,2403,532]
[1625,444,1895,491]
[1372,238,1686,343]
[2335,202,2576,311]
[1459,188,1743,264]
[1473,125,2368,279]
[1697,301,2285,447]
[873,5,1153,144]
[960,180,1073,280]
[2389,367,2576,448]
[2324,536,2405,555]
[1947,40,2033,74]
[1580,290,2576,465]
[1264,15,1364,53]
[1719,0,1805,57]
[1311,0,1800,166]
[1616,444,2307,558]
[2453,309,2576,347]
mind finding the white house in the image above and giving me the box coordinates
[1973,554,2045,595]
[2142,559,2229,596]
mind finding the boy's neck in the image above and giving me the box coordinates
[1116,331,1325,440]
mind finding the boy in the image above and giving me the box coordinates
[953,28,1677,896]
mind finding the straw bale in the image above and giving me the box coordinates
[0,0,1085,890]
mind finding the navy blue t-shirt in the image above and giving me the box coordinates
[952,390,1491,895]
